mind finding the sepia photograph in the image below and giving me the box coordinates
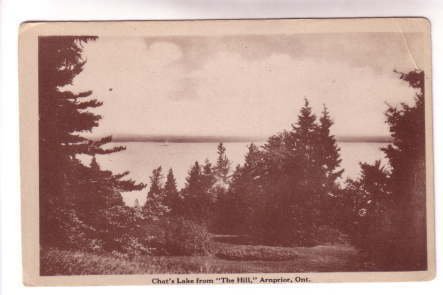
[19,18,434,285]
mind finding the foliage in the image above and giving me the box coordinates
[160,218,211,256]
[39,35,427,271]
[343,69,426,270]
[163,168,181,215]
[143,166,170,221]
[216,99,344,246]
[181,161,216,225]
[213,143,231,189]
[40,242,360,275]
[38,36,145,250]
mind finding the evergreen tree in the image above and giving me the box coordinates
[291,98,318,157]
[163,168,181,215]
[38,36,144,248]
[222,143,265,234]
[181,161,214,224]
[144,166,169,221]
[382,69,426,269]
[181,161,203,221]
[202,159,217,194]
[286,99,323,244]
[316,105,344,226]
[243,143,262,171]
[243,99,343,245]
[345,69,427,270]
[343,161,391,249]
[317,105,344,186]
[213,143,231,188]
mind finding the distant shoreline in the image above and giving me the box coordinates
[100,135,392,144]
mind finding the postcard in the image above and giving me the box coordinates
[19,18,434,285]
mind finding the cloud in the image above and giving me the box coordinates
[182,51,416,137]
[68,34,420,139]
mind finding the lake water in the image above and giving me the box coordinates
[87,141,388,205]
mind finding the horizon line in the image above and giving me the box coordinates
[87,134,392,143]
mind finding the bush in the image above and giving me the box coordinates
[158,217,211,256]
[53,208,103,252]
[85,205,151,257]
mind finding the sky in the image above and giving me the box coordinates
[69,32,424,139]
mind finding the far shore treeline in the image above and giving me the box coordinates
[39,36,426,274]
[89,134,392,144]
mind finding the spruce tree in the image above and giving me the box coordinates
[226,143,264,234]
[291,98,318,158]
[38,36,145,248]
[317,105,344,186]
[181,161,203,221]
[144,166,169,221]
[289,99,322,244]
[346,69,426,270]
[382,69,426,269]
[316,105,344,226]
[244,143,262,170]
[163,168,180,215]
[214,143,231,188]
[181,161,214,224]
[342,160,391,251]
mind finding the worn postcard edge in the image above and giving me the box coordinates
[19,18,435,286]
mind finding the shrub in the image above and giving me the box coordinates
[159,217,211,256]
[53,208,102,252]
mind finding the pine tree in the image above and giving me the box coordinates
[183,162,203,195]
[315,105,345,226]
[224,143,264,234]
[287,99,322,244]
[144,166,169,221]
[291,98,318,158]
[163,168,180,215]
[181,162,202,220]
[342,160,391,250]
[38,36,145,248]
[345,69,427,270]
[382,69,426,269]
[202,159,217,193]
[244,143,262,171]
[75,156,144,230]
[214,143,231,188]
[317,105,344,186]
[181,161,214,224]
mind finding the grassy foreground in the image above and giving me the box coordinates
[41,237,363,275]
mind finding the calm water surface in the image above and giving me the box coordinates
[86,141,387,205]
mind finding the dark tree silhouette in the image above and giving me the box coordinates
[317,105,344,186]
[344,69,427,270]
[316,105,344,226]
[341,160,392,260]
[213,143,231,189]
[163,168,181,215]
[382,69,427,269]
[144,166,169,221]
[217,143,264,234]
[221,99,343,246]
[38,36,144,249]
[181,161,215,225]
